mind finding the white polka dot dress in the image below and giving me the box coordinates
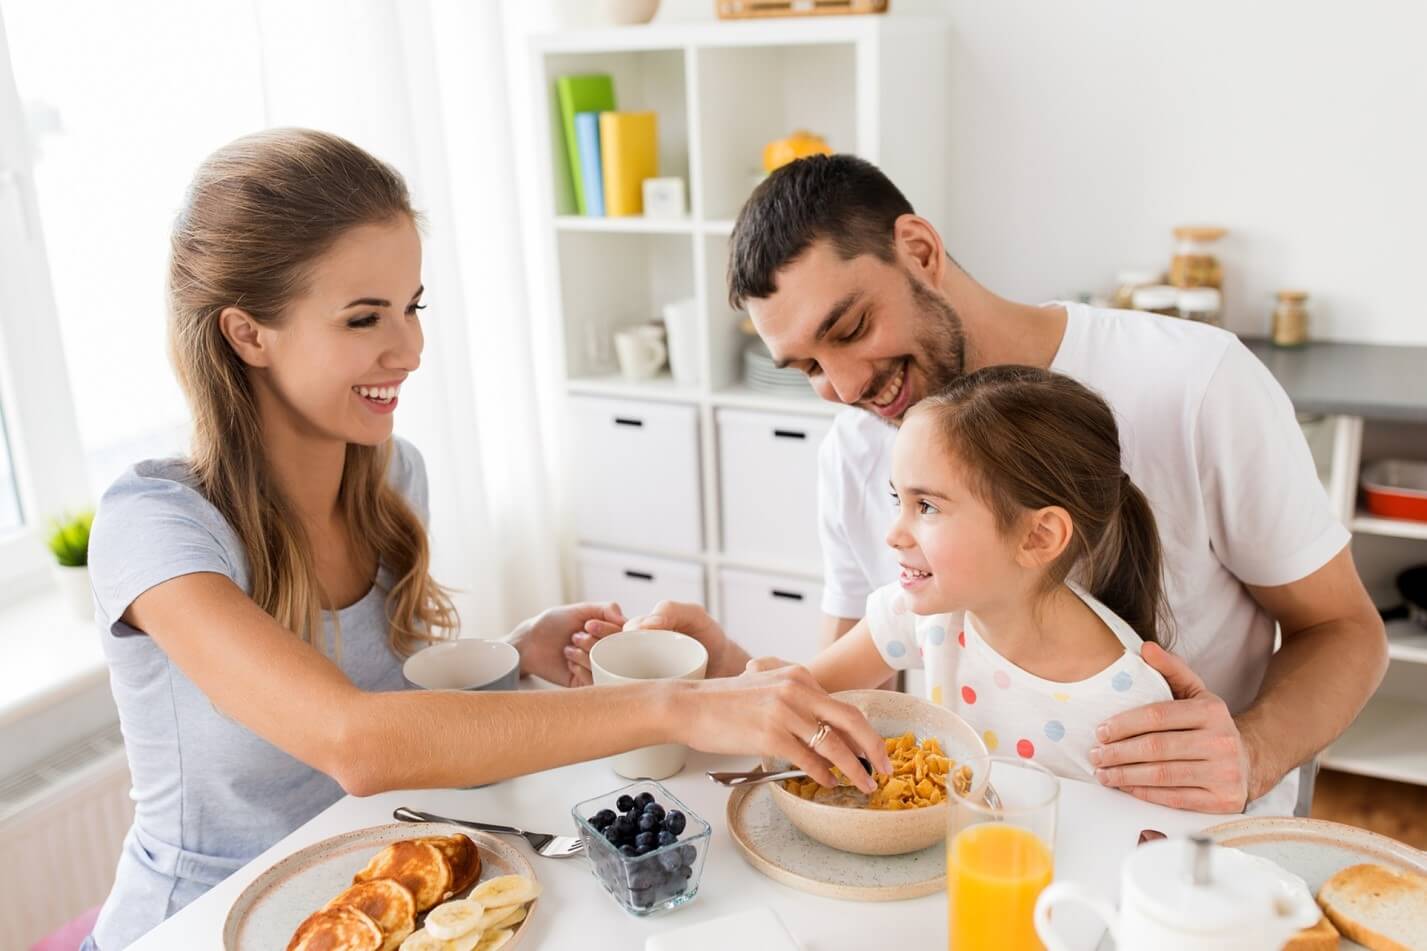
[864,581,1173,783]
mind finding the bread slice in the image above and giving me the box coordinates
[1282,913,1340,951]
[1317,862,1427,951]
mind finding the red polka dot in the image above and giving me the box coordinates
[957,630,966,648]
[960,685,977,704]
[1016,739,1035,759]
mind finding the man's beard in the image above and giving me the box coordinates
[894,272,965,421]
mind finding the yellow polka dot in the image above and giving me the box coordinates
[931,685,944,705]
[983,729,999,752]
[1053,692,1071,703]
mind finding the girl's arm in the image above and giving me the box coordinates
[126,573,892,793]
[807,618,896,693]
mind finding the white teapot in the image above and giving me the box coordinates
[1034,834,1321,951]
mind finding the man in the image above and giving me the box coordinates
[723,154,1385,814]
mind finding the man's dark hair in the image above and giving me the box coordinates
[727,153,914,310]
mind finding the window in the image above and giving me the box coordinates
[0,391,20,534]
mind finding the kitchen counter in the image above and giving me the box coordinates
[1246,338,1427,422]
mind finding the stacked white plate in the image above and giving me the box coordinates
[743,339,813,395]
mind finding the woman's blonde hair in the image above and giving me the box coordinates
[167,128,456,657]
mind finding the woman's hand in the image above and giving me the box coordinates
[563,600,752,685]
[512,602,625,687]
[669,664,894,791]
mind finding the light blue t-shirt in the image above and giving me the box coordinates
[86,438,428,949]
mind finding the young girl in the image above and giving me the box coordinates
[802,364,1176,782]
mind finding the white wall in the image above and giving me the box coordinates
[509,0,1426,345]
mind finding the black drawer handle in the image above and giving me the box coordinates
[614,417,644,428]
[624,570,654,581]
[771,589,804,601]
[773,429,806,440]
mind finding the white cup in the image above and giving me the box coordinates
[614,328,667,380]
[661,297,701,387]
[402,638,521,692]
[590,630,708,779]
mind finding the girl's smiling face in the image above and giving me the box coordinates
[885,411,1026,616]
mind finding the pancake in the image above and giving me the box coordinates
[352,840,452,912]
[286,904,383,951]
[418,835,482,897]
[324,879,417,951]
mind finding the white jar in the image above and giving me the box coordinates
[1131,285,1180,318]
[1177,287,1222,326]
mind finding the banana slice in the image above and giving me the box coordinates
[444,927,487,951]
[469,875,540,909]
[487,905,526,930]
[473,929,513,951]
[425,899,486,940]
[398,930,446,951]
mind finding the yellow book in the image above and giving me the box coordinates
[599,111,658,217]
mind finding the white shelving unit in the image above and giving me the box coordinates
[526,16,948,662]
[1311,414,1427,786]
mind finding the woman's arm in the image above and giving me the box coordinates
[127,573,890,794]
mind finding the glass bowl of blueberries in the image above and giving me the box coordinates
[572,780,711,917]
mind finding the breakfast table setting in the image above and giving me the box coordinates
[129,633,1427,951]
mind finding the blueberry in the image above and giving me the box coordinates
[635,791,656,810]
[629,866,659,890]
[657,829,677,847]
[592,808,617,829]
[630,886,655,909]
[616,794,636,812]
[658,849,682,872]
[665,810,686,835]
[678,844,697,865]
[678,862,694,879]
[603,825,621,842]
[614,814,635,833]
[638,812,660,833]
[634,831,658,853]
[619,844,638,857]
[642,803,665,822]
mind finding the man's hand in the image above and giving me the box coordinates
[511,602,625,688]
[1089,642,1251,813]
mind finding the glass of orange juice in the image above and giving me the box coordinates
[947,755,1059,951]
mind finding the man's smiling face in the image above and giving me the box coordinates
[747,239,966,425]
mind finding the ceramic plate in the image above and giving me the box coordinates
[1099,817,1426,950]
[725,783,946,901]
[222,822,538,950]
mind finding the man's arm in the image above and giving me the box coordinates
[1237,545,1387,799]
[1092,546,1386,811]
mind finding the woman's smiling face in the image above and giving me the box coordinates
[246,216,425,446]
[885,411,1023,616]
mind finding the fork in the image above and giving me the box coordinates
[393,806,585,859]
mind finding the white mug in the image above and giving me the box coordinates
[402,638,521,692]
[590,630,708,779]
[614,328,666,380]
[661,297,701,386]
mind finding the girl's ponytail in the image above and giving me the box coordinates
[1083,473,1169,646]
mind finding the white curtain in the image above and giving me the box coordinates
[252,0,564,636]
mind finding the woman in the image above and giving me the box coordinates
[84,129,889,949]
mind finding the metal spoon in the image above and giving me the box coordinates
[708,759,1004,811]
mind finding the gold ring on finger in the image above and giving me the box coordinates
[807,721,831,750]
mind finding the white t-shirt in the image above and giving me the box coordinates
[866,580,1173,784]
[818,303,1350,814]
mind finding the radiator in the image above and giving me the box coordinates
[0,722,131,950]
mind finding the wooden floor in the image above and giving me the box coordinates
[1311,768,1427,850]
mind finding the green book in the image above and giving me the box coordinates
[555,74,616,215]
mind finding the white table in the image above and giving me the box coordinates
[133,750,1217,950]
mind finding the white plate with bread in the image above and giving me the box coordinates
[1202,817,1426,951]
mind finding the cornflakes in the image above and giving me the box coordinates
[782,732,973,809]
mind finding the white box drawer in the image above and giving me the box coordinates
[576,546,706,619]
[718,567,823,664]
[717,409,831,571]
[569,396,703,554]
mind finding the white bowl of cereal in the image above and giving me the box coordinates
[765,689,988,856]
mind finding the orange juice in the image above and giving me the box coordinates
[948,823,1054,951]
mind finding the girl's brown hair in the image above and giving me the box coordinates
[168,128,456,658]
[910,365,1170,645]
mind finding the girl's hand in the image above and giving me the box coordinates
[513,601,625,687]
[564,600,751,684]
[671,664,894,791]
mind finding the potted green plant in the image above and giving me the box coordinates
[47,510,95,622]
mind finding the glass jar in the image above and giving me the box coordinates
[1131,284,1180,318]
[1169,226,1227,288]
[1177,287,1222,326]
[1111,269,1162,310]
[1272,290,1310,347]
